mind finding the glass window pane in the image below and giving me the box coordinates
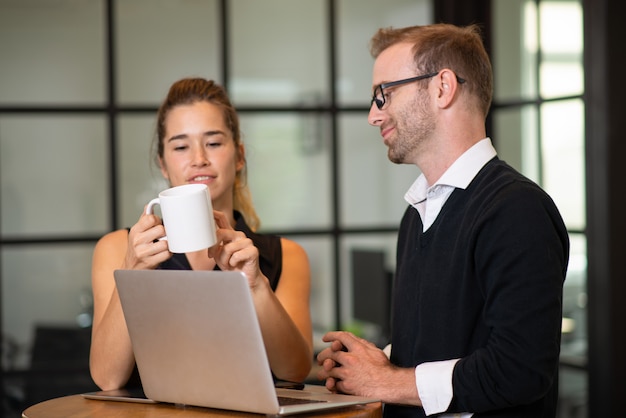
[562,233,587,351]
[295,236,335,350]
[337,0,433,106]
[540,62,583,98]
[0,0,105,104]
[2,244,95,369]
[541,99,585,230]
[540,1,583,54]
[229,0,328,106]
[117,114,169,229]
[539,1,583,99]
[241,113,332,230]
[492,0,538,101]
[492,105,540,183]
[339,114,418,227]
[0,116,109,237]
[559,232,587,415]
[339,234,398,345]
[116,0,221,105]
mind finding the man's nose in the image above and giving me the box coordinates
[368,102,383,126]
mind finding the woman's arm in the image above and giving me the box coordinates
[90,212,171,390]
[89,230,136,390]
[256,238,313,382]
[208,212,313,382]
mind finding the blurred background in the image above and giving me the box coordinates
[1,0,615,416]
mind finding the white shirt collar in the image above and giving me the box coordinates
[405,138,497,205]
[404,138,497,231]
[438,137,497,189]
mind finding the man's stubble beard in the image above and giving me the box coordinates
[387,91,435,165]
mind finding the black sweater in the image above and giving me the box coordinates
[386,158,569,418]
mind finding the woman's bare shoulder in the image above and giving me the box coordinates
[94,229,129,258]
[279,237,308,260]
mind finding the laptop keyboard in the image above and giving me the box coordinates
[277,396,328,406]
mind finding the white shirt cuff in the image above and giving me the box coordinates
[415,359,460,415]
[383,344,392,359]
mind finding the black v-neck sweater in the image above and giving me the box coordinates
[386,158,569,418]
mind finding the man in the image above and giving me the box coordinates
[317,23,569,417]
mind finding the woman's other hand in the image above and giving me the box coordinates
[208,210,266,290]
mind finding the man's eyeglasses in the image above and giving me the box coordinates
[370,71,466,110]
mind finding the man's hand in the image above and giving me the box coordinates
[315,331,390,397]
[316,331,421,405]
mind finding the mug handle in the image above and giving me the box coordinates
[145,198,167,242]
[145,198,160,215]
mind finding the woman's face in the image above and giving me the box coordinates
[159,101,244,210]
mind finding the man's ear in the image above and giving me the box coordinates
[436,69,460,108]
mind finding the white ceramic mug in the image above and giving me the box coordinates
[145,184,217,253]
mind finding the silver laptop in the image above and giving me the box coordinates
[106,269,379,415]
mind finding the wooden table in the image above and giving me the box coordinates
[22,390,382,418]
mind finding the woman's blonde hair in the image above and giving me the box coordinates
[153,77,260,231]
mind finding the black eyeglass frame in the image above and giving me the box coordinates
[370,71,466,110]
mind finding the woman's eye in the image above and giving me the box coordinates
[173,145,188,151]
[206,141,222,148]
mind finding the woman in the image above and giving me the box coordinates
[90,78,313,390]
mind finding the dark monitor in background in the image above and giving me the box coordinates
[350,249,392,347]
